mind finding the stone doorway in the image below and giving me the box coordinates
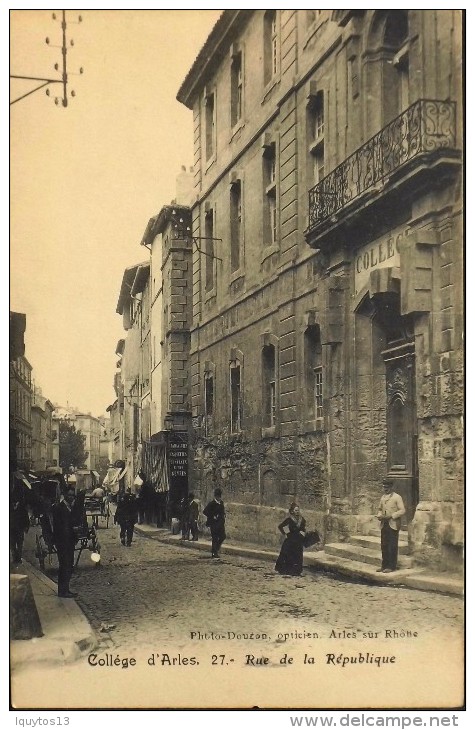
[373,292,419,524]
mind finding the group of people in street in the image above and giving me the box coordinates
[11,466,406,596]
[113,484,226,557]
[10,470,89,598]
[274,477,406,576]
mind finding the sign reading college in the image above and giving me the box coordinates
[355,226,409,295]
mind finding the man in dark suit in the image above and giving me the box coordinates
[203,488,226,558]
[10,475,30,565]
[115,487,138,546]
[52,486,85,598]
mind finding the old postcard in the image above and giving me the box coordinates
[9,8,464,712]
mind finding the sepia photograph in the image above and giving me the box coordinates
[9,7,464,713]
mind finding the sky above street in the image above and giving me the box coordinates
[10,8,222,417]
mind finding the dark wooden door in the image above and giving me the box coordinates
[385,351,418,524]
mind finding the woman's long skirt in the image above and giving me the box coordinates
[275,536,304,576]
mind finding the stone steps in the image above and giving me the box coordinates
[306,551,423,586]
[135,526,463,596]
[324,540,414,569]
[348,533,410,555]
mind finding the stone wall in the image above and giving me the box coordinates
[191,427,328,545]
[180,9,463,571]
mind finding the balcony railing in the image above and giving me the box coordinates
[308,99,456,231]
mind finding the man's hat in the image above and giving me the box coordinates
[382,477,394,487]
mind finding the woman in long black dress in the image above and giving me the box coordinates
[275,503,306,576]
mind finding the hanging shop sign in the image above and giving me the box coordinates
[167,431,188,497]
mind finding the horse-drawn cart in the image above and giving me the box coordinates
[32,475,101,570]
[84,495,110,529]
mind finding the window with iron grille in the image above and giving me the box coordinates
[230,363,242,433]
[314,366,323,419]
[204,207,215,292]
[230,180,242,272]
[204,373,214,436]
[262,344,277,427]
[304,324,323,421]
[270,198,277,244]
[270,380,276,425]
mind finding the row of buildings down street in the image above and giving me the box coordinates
[10,312,109,475]
[106,9,463,573]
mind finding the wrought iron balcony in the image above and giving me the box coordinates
[307,99,457,233]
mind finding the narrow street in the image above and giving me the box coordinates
[10,6,464,716]
[16,521,464,709]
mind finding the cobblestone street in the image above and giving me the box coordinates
[10,4,464,716]
[15,521,464,709]
[24,522,463,653]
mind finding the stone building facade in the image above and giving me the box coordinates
[10,355,33,472]
[116,263,151,487]
[142,205,193,436]
[31,391,54,472]
[98,415,113,478]
[51,416,60,468]
[76,415,101,471]
[177,10,463,570]
[140,205,193,517]
[109,194,193,514]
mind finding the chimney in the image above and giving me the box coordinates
[175,165,194,206]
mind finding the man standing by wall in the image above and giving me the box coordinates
[203,488,226,558]
[376,478,406,573]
